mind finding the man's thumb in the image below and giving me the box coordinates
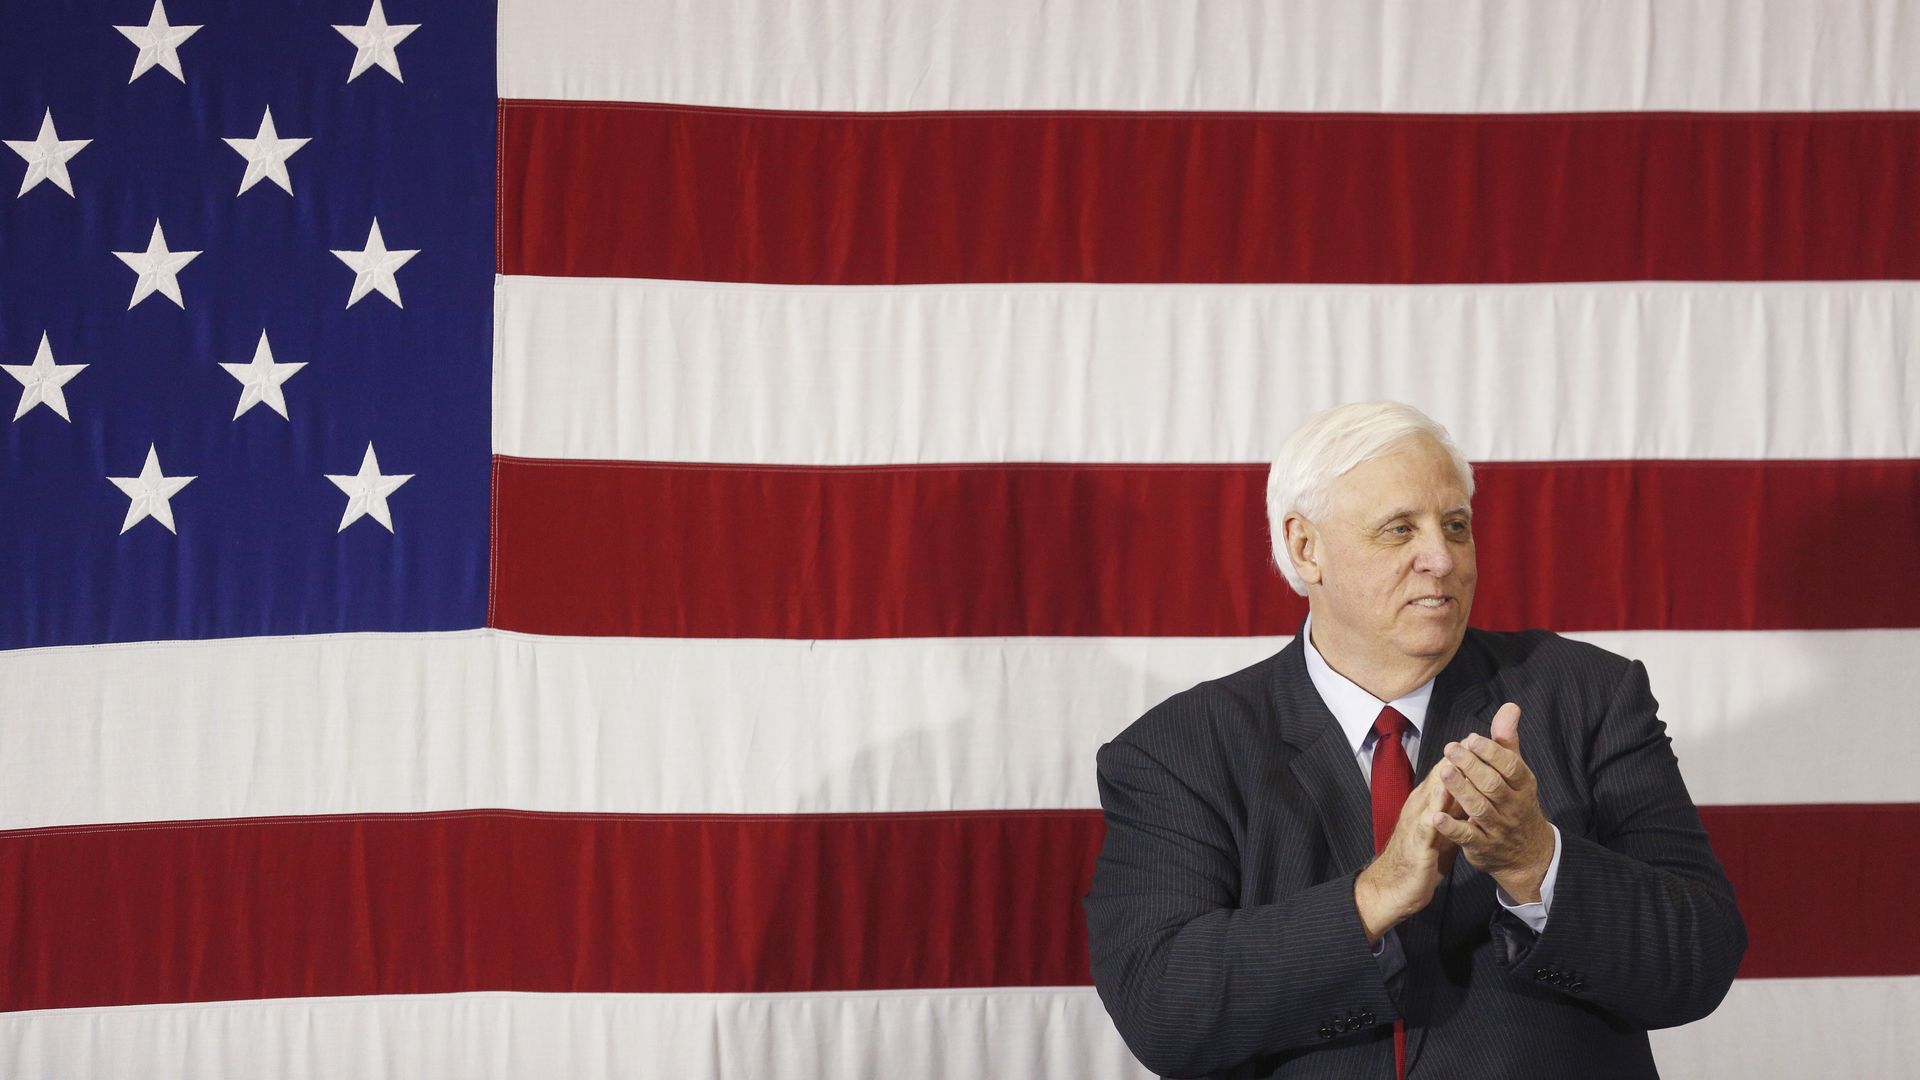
[1491,702,1522,749]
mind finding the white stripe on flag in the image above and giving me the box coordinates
[498,0,1920,113]
[0,988,1155,1080]
[4,629,1914,829]
[1647,976,1917,1079]
[494,278,1920,465]
[1,979,1910,1079]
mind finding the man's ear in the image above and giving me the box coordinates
[1283,513,1322,586]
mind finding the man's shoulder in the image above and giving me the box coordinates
[1464,627,1642,727]
[1465,626,1635,684]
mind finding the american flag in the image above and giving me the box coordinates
[3,1,1917,1076]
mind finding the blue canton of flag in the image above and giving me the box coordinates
[0,0,494,650]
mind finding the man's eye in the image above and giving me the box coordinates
[1390,524,1412,535]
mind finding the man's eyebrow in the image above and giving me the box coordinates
[1370,505,1473,527]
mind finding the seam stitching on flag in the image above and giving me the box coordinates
[495,101,506,276]
[496,99,1920,125]
[0,807,1114,840]
[487,456,500,627]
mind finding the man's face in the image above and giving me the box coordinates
[1301,436,1477,669]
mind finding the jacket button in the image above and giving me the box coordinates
[1534,967,1550,981]
[1572,981,1586,993]
[1319,1026,1335,1040]
[1360,1011,1376,1025]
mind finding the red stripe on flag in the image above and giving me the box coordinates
[0,810,1100,1012]
[1703,803,1920,979]
[497,102,1920,284]
[488,458,1920,637]
[0,805,1909,1011]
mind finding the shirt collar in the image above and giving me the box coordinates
[1301,613,1436,755]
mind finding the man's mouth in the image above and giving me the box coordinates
[1408,597,1451,609]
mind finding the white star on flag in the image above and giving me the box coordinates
[5,109,91,198]
[331,218,419,308]
[327,442,413,532]
[108,444,195,534]
[334,0,420,83]
[2,333,87,422]
[220,330,306,420]
[223,106,310,195]
[112,220,202,309]
[114,0,203,83]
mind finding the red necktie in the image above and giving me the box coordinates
[1370,706,1413,1080]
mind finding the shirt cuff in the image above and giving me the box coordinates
[1368,926,1408,992]
[1494,824,1561,934]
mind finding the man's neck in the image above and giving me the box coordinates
[1306,618,1451,703]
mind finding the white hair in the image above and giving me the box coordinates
[1266,401,1475,595]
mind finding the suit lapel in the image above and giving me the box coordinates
[1287,722,1376,876]
[1415,648,1495,779]
[1271,638,1376,877]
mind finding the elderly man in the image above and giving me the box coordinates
[1084,401,1745,1079]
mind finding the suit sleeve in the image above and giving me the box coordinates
[1083,736,1398,1078]
[1498,658,1748,1028]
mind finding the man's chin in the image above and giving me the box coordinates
[1394,622,1468,661]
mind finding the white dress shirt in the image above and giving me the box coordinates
[1301,615,1560,934]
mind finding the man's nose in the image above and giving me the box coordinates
[1412,532,1455,577]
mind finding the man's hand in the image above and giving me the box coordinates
[1430,702,1556,903]
[1353,768,1461,944]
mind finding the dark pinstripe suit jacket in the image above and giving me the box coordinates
[1084,627,1746,1079]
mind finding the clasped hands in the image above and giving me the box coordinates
[1354,703,1556,944]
